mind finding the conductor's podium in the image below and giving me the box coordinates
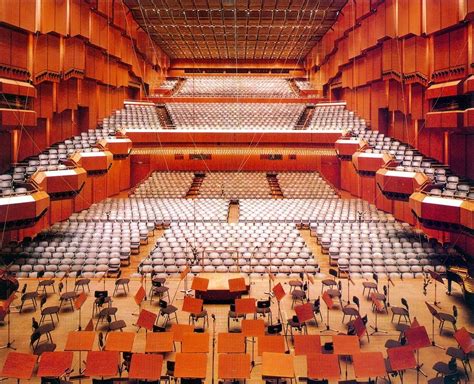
[0,188,49,229]
[376,168,430,201]
[31,167,87,200]
[334,138,366,159]
[97,137,132,159]
[410,192,474,234]
[70,151,113,175]
[352,151,393,175]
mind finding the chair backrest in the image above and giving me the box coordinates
[166,360,175,373]
[152,280,162,288]
[30,331,41,346]
[21,284,27,295]
[313,297,320,311]
[40,295,47,308]
[353,296,360,309]
[257,299,270,309]
[159,299,168,309]
[95,290,108,299]
[453,305,458,320]
[267,322,282,334]
[98,332,104,349]
[383,285,388,296]
[329,268,338,279]
[401,298,409,310]
[372,273,378,283]
[425,301,438,316]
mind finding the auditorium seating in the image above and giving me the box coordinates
[139,222,318,277]
[277,172,338,199]
[159,78,179,90]
[175,76,296,97]
[166,102,305,131]
[239,198,394,225]
[312,221,450,279]
[131,172,194,198]
[102,102,162,131]
[294,79,312,91]
[69,198,229,224]
[351,127,474,199]
[308,103,366,131]
[1,221,142,278]
[198,172,271,199]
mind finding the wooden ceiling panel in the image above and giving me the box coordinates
[125,0,346,60]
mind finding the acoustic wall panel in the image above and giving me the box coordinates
[433,31,450,72]
[70,0,90,38]
[41,0,67,36]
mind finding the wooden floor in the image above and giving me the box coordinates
[2,192,472,383]
[1,253,472,383]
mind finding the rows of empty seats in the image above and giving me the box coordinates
[102,103,162,131]
[199,172,270,199]
[0,127,116,194]
[1,221,151,278]
[131,172,194,198]
[352,127,474,199]
[139,222,318,277]
[175,76,296,98]
[159,78,179,90]
[308,103,366,131]
[0,174,29,196]
[294,79,312,90]
[311,221,448,279]
[239,198,394,224]
[166,103,305,131]
[69,198,229,224]
[277,172,338,199]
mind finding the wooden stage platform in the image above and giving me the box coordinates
[194,273,250,303]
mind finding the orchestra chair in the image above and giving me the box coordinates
[311,297,323,327]
[113,278,130,296]
[362,273,379,298]
[342,296,360,324]
[321,268,338,293]
[255,299,272,324]
[391,298,411,323]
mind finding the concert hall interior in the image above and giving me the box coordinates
[0,0,473,383]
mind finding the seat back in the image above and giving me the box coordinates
[401,298,409,311]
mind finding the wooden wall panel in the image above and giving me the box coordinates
[61,199,73,222]
[69,0,90,38]
[433,31,450,71]
[448,133,468,177]
[360,175,376,204]
[398,0,422,37]
[107,160,121,197]
[119,157,131,191]
[10,30,28,72]
[449,27,468,69]
[0,0,35,32]
[41,0,67,36]
[425,0,441,34]
[91,175,108,203]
